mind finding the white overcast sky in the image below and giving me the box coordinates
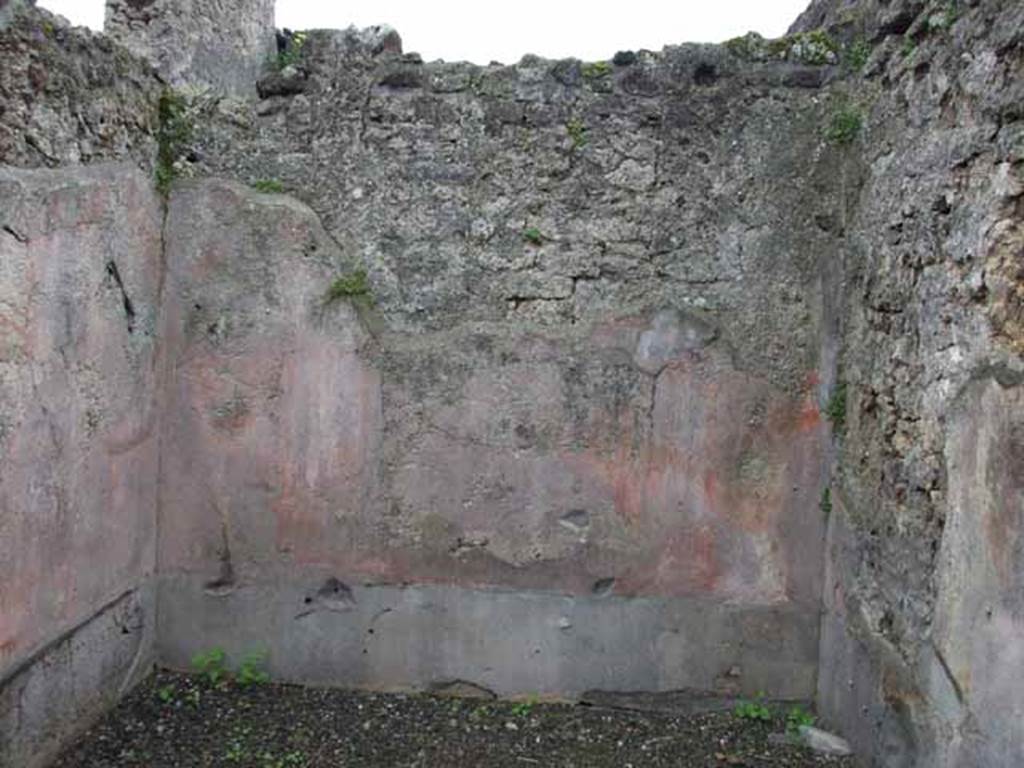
[39,0,809,64]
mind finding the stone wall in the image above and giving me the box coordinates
[0,7,165,765]
[0,163,164,768]
[791,0,1024,765]
[152,176,826,698]
[148,22,856,699]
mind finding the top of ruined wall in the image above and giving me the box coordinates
[0,1,160,167]
[181,27,854,397]
[104,0,275,96]
[792,0,1023,57]
[790,0,929,36]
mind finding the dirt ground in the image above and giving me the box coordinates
[53,670,857,767]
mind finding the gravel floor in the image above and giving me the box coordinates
[54,670,857,767]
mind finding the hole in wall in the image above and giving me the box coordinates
[309,577,357,610]
[693,63,718,86]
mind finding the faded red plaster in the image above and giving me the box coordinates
[555,358,823,600]
[155,181,828,608]
[703,469,719,505]
[162,325,380,572]
[0,169,160,683]
[271,344,381,563]
[0,311,29,346]
[638,525,720,593]
[566,438,704,527]
[796,392,823,432]
[0,638,16,666]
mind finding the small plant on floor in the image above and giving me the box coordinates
[252,178,285,193]
[734,692,772,722]
[157,684,176,703]
[522,226,544,245]
[786,705,816,734]
[511,696,538,717]
[582,60,611,79]
[325,269,372,304]
[192,646,228,686]
[261,750,307,767]
[238,650,271,686]
[225,739,248,763]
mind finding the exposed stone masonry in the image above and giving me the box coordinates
[0,2,159,166]
[785,2,1023,765]
[105,0,275,95]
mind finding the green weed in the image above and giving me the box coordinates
[786,705,816,734]
[725,33,760,60]
[795,29,839,65]
[237,650,271,686]
[522,226,544,245]
[260,750,307,767]
[820,487,833,516]
[191,646,227,686]
[274,30,308,71]
[734,694,772,723]
[825,108,863,145]
[225,740,247,763]
[252,178,285,193]
[566,118,588,149]
[844,38,871,71]
[582,60,611,79]
[824,380,847,431]
[325,269,372,303]
[155,89,192,196]
[511,697,538,717]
